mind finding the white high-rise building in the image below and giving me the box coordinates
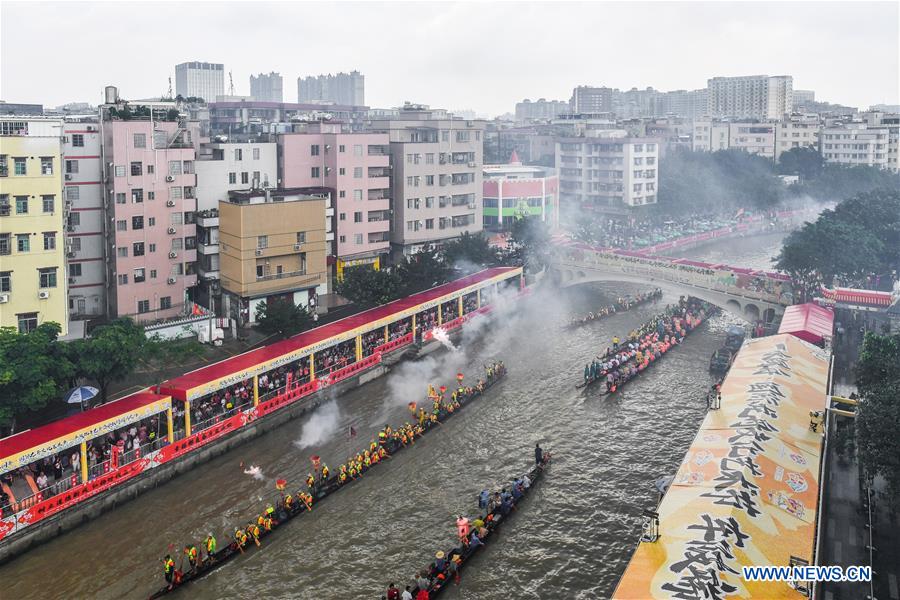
[707,75,793,120]
[297,71,365,106]
[175,62,225,102]
[250,72,283,103]
[821,124,891,169]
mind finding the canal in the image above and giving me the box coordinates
[4,234,787,599]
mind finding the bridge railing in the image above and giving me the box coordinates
[554,249,790,306]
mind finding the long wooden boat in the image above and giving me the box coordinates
[147,365,508,599]
[563,288,662,330]
[407,455,551,597]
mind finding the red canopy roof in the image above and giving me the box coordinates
[777,303,834,346]
[821,287,893,307]
[0,392,169,463]
[161,267,519,400]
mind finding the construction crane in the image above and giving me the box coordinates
[229,70,235,96]
[166,76,173,100]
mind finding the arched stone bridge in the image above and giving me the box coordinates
[548,244,793,324]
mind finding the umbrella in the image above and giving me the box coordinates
[64,386,99,405]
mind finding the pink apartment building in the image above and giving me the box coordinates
[278,123,391,276]
[102,118,198,322]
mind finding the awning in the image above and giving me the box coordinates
[778,303,834,346]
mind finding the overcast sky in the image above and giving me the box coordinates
[2,1,898,116]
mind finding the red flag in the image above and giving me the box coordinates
[408,401,417,412]
[456,372,464,383]
[311,455,321,472]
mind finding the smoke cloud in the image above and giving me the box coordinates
[242,465,265,481]
[294,400,342,449]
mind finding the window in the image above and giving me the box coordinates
[171,238,183,251]
[339,190,346,198]
[150,269,157,279]
[633,157,643,166]
[338,235,346,243]
[169,186,182,200]
[18,313,38,334]
[0,234,9,256]
[41,195,55,213]
[407,153,413,164]
[234,148,243,161]
[131,162,142,176]
[115,192,126,204]
[456,131,470,142]
[425,218,434,230]
[137,299,150,314]
[338,167,346,176]
[353,144,363,156]
[160,296,172,310]
[171,212,183,225]
[132,216,144,230]
[339,145,346,153]
[228,172,236,184]
[426,153,435,164]
[353,167,362,178]
[43,232,56,250]
[72,134,84,147]
[253,148,260,160]
[0,270,10,292]
[70,237,81,252]
[117,247,128,258]
[339,212,346,221]
[148,242,156,253]
[148,191,155,201]
[65,160,79,174]
[15,196,28,214]
[251,172,259,185]
[168,161,182,176]
[133,242,145,256]
[68,263,82,277]
[354,233,363,245]
[115,273,128,285]
[132,188,143,203]
[40,157,54,175]
[475,131,481,141]
[133,133,146,148]
[255,265,265,278]
[185,236,196,250]
[354,211,363,223]
[353,189,362,201]
[182,160,194,174]
[310,167,320,178]
[441,130,449,142]
[425,175,434,186]
[147,164,155,174]
[311,144,320,156]
[257,235,268,249]
[68,212,82,231]
[633,144,644,152]
[115,165,125,177]
[633,170,642,179]
[66,186,80,201]
[39,268,57,288]
[296,232,306,244]
[116,219,127,231]
[134,268,146,284]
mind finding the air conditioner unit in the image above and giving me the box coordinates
[167,251,177,259]
[166,200,175,207]
[167,227,177,234]
[38,291,50,299]
[255,248,264,256]
[69,277,76,284]
[67,251,76,258]
[468,161,476,168]
[165,175,175,182]
[0,294,8,304]
[167,277,177,284]
[65,173,73,180]
[293,243,302,250]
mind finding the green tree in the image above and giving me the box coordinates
[254,298,312,338]
[139,334,205,391]
[777,146,824,180]
[441,232,499,273]
[396,245,452,295]
[508,215,551,270]
[336,266,403,307]
[0,323,73,429]
[69,318,146,403]
[854,333,900,497]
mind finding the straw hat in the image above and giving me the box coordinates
[435,551,445,559]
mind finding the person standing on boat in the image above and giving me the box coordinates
[204,533,216,562]
[162,554,176,589]
[184,544,199,572]
[534,443,543,466]
[386,582,401,600]
[456,515,470,543]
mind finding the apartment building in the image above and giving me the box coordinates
[707,75,793,120]
[858,111,900,172]
[775,115,821,162]
[0,117,68,334]
[821,124,890,169]
[192,141,278,310]
[62,117,105,318]
[728,123,777,160]
[297,71,365,106]
[569,86,615,113]
[101,114,198,323]
[659,89,709,119]
[515,98,569,122]
[175,61,225,101]
[250,72,283,103]
[218,188,330,324]
[482,151,558,230]
[692,120,731,153]
[208,100,370,135]
[278,122,390,276]
[556,132,660,211]
[367,106,485,258]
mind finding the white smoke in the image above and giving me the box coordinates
[294,400,342,449]
[431,327,458,352]
[243,465,265,481]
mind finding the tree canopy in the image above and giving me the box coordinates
[855,333,900,497]
[254,298,313,338]
[508,215,551,270]
[66,318,146,403]
[335,266,403,307]
[441,231,500,274]
[395,245,453,295]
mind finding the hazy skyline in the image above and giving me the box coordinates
[2,1,898,116]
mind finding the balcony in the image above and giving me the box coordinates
[198,243,219,255]
[257,268,308,282]
[368,167,390,178]
[368,232,390,244]
[367,145,390,156]
[368,189,390,201]
[197,209,219,227]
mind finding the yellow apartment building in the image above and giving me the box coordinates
[218,187,330,324]
[0,118,68,334]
